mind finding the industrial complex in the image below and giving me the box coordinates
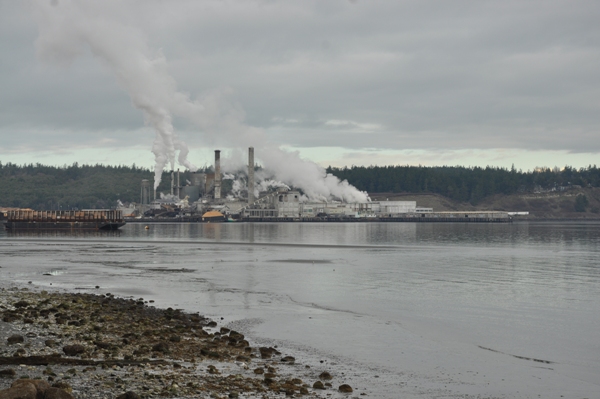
[1,147,513,230]
[122,148,512,223]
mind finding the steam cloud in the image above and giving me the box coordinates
[31,0,368,202]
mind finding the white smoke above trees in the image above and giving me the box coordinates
[32,0,200,190]
[30,0,368,202]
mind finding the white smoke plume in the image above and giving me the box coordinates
[258,146,368,202]
[222,173,236,180]
[219,148,369,202]
[32,0,199,190]
[158,193,188,208]
[256,179,290,196]
[31,0,369,203]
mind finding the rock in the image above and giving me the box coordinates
[7,335,24,345]
[93,341,111,349]
[62,345,85,356]
[152,342,169,353]
[0,381,36,399]
[263,377,275,385]
[299,387,309,394]
[281,355,295,363]
[11,379,50,399]
[319,371,333,380]
[44,340,56,348]
[115,392,141,399]
[207,365,220,375]
[43,388,75,399]
[0,369,16,378]
[169,335,181,343]
[312,381,325,390]
[51,382,72,394]
[13,349,26,357]
[253,368,264,374]
[13,301,30,308]
[339,384,353,393]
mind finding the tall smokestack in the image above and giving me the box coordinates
[214,150,221,200]
[248,147,255,205]
[177,169,180,198]
[171,171,174,196]
[141,179,150,205]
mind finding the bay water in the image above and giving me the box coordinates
[1,221,599,398]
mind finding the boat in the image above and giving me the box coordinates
[3,210,126,231]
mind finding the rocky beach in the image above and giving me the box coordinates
[0,286,355,399]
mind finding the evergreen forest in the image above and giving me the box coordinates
[326,164,600,204]
[0,162,209,210]
[1,161,599,209]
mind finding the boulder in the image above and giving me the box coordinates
[93,341,111,349]
[62,345,85,356]
[43,388,75,399]
[51,382,72,394]
[319,371,333,380]
[12,379,50,397]
[115,392,141,399]
[0,381,36,399]
[7,335,24,345]
[312,381,325,390]
[151,342,169,353]
[339,384,353,393]
[0,369,17,378]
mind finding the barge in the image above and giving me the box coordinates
[3,210,126,231]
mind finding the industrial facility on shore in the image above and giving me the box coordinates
[121,148,513,223]
[1,147,515,229]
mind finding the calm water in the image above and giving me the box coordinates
[1,221,599,398]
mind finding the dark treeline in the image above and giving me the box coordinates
[3,162,600,209]
[327,165,600,204]
[0,162,210,210]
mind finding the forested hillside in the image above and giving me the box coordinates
[327,165,600,205]
[0,162,198,210]
[2,161,600,210]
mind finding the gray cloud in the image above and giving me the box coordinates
[0,0,599,168]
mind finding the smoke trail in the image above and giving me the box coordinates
[31,0,368,202]
[32,0,197,190]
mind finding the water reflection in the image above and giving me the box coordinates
[4,229,122,239]
[3,221,599,250]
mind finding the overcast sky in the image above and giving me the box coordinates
[1,0,599,171]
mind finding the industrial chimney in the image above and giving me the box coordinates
[214,150,221,200]
[141,179,150,205]
[248,147,255,205]
[170,171,174,196]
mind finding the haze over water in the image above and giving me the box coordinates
[1,222,599,398]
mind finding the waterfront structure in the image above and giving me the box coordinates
[3,210,125,230]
